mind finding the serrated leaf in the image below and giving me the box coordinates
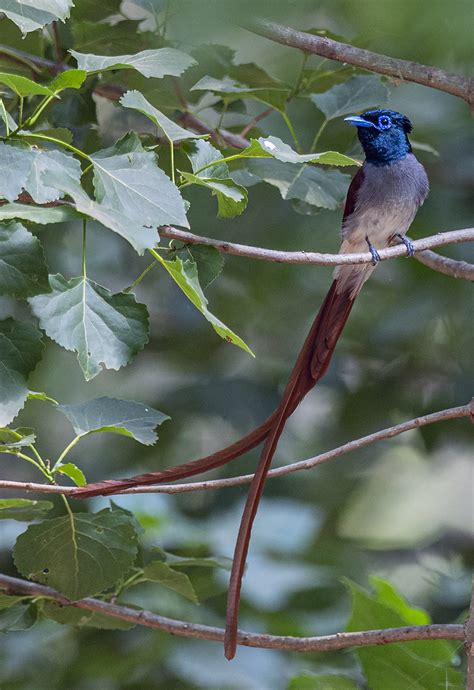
[70,47,196,78]
[191,75,290,112]
[29,274,149,380]
[42,600,135,629]
[0,71,54,97]
[248,158,350,210]
[344,576,463,690]
[311,75,388,120]
[91,133,189,230]
[120,90,203,143]
[0,318,44,425]
[180,172,247,218]
[142,560,198,603]
[57,463,86,487]
[0,221,50,297]
[185,139,229,179]
[0,498,53,521]
[249,136,359,166]
[186,245,224,289]
[14,508,139,600]
[153,252,253,356]
[0,0,72,33]
[49,69,87,93]
[0,203,80,224]
[0,426,36,449]
[58,397,169,446]
[287,673,358,690]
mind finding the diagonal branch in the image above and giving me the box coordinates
[246,19,474,106]
[1,401,471,496]
[0,573,464,652]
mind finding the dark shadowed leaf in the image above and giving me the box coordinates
[142,560,198,603]
[180,172,247,218]
[0,427,36,449]
[57,396,169,445]
[13,508,139,599]
[29,274,149,380]
[41,600,135,629]
[0,599,39,631]
[186,245,224,289]
[287,673,358,690]
[0,498,54,521]
[0,222,50,297]
[0,318,44,425]
[191,75,290,112]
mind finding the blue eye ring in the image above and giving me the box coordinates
[378,115,392,130]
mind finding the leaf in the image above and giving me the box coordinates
[29,274,149,380]
[142,560,198,603]
[0,202,80,224]
[242,136,359,167]
[0,72,54,97]
[48,69,87,93]
[13,508,139,600]
[27,390,58,404]
[411,139,440,156]
[0,96,17,134]
[0,0,72,33]
[24,127,74,145]
[0,600,38,631]
[153,253,254,356]
[0,426,36,449]
[0,318,44,425]
[0,498,54,521]
[287,673,358,690]
[186,245,224,289]
[41,600,135,629]
[311,75,388,120]
[57,396,169,446]
[69,47,196,79]
[191,75,290,112]
[185,139,229,179]
[165,554,232,571]
[0,221,50,297]
[344,576,463,690]
[248,158,350,210]
[120,90,203,143]
[57,463,87,487]
[180,172,247,218]
[91,133,189,230]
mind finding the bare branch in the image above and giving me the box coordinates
[1,402,471,497]
[246,19,474,106]
[0,573,464,652]
[415,249,474,281]
[466,576,474,690]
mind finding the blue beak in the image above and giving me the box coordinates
[344,115,374,128]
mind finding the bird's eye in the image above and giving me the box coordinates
[378,115,392,130]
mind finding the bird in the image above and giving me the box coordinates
[75,108,429,659]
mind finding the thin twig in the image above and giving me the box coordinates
[246,19,474,106]
[240,106,274,137]
[1,401,471,496]
[0,574,464,652]
[466,576,474,689]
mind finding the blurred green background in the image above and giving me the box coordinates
[0,0,472,688]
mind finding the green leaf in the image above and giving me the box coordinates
[165,554,232,571]
[247,158,350,210]
[185,139,229,179]
[24,127,74,146]
[311,75,388,120]
[0,96,17,134]
[27,390,58,404]
[287,673,358,690]
[42,600,135,629]
[91,133,189,230]
[58,396,169,446]
[0,221,50,297]
[13,508,139,600]
[411,139,440,157]
[153,253,254,356]
[69,47,196,78]
[180,172,248,218]
[142,560,199,603]
[240,135,359,167]
[0,599,38,631]
[0,0,72,34]
[57,463,87,487]
[186,245,224,289]
[344,576,463,690]
[0,498,54,521]
[29,274,149,381]
[0,202,80,224]
[0,318,44,425]
[0,71,54,97]
[49,69,87,93]
[120,90,204,143]
[0,426,36,449]
[191,75,290,112]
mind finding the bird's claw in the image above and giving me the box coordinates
[365,236,381,266]
[394,233,415,257]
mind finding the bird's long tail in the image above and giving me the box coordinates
[223,279,357,658]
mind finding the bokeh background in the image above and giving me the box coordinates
[0,1,472,688]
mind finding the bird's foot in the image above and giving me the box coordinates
[393,233,415,257]
[365,236,381,265]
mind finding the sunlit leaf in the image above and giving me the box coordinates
[0,72,54,97]
[49,69,87,93]
[56,463,87,487]
[70,47,196,78]
[0,222,50,297]
[0,426,36,449]
[58,396,169,445]
[0,498,53,521]
[29,274,149,380]
[13,508,139,599]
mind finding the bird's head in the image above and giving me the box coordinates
[344,109,413,166]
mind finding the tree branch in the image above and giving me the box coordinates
[0,573,464,652]
[466,576,474,689]
[1,401,471,496]
[246,19,474,106]
[414,249,474,281]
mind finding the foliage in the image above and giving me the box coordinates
[0,1,471,689]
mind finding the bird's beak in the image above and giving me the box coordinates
[344,115,374,128]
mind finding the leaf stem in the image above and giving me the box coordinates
[53,435,83,473]
[16,131,91,161]
[281,111,300,152]
[82,219,87,279]
[24,93,56,128]
[18,97,24,127]
[310,118,328,152]
[123,259,159,293]
[170,141,175,184]
[2,449,50,479]
[291,52,309,97]
[60,493,74,519]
